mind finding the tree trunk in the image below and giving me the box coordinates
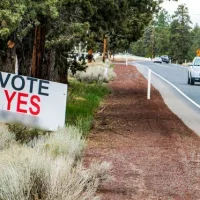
[59,71,68,84]
[31,22,46,78]
[103,37,107,62]
[46,49,59,82]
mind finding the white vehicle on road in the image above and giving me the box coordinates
[188,56,200,85]
[153,57,162,64]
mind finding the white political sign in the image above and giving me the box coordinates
[0,71,67,130]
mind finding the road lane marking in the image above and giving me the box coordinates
[133,62,200,109]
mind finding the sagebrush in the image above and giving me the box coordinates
[0,126,112,200]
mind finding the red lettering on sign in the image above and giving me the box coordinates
[4,90,41,116]
[29,95,40,115]
[4,90,16,110]
[17,92,28,113]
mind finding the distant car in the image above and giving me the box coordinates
[188,56,200,85]
[161,55,169,63]
[153,57,162,63]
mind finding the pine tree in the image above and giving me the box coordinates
[169,4,192,64]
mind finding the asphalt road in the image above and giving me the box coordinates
[133,61,200,105]
[130,60,200,135]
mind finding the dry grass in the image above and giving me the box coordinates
[73,60,116,83]
[0,126,112,200]
[0,124,15,150]
[29,126,86,161]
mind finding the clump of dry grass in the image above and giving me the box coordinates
[73,60,116,83]
[0,124,15,150]
[0,126,112,200]
[30,126,85,161]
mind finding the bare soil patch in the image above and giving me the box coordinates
[84,64,200,199]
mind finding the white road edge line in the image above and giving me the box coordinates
[134,62,200,110]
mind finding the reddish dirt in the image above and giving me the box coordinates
[84,64,200,200]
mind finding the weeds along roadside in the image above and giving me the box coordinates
[0,59,115,200]
[66,59,115,136]
[0,125,112,200]
[0,85,112,200]
[66,80,110,136]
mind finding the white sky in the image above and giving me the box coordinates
[161,0,200,26]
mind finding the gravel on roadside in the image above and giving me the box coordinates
[84,64,200,200]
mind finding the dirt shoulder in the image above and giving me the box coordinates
[84,64,200,200]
